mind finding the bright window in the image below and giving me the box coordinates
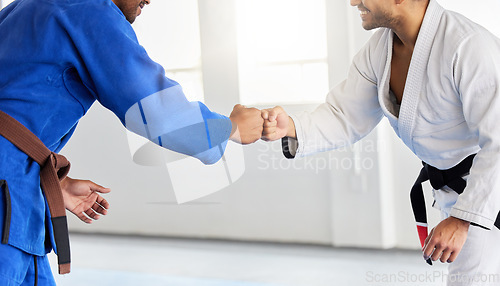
[1,0,15,9]
[236,0,329,105]
[133,0,204,102]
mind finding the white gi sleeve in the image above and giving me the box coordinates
[450,31,500,229]
[284,35,384,158]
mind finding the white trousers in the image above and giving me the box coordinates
[433,188,500,286]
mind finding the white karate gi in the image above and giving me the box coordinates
[285,0,500,284]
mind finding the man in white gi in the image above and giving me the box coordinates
[261,0,500,284]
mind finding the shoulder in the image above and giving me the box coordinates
[47,0,135,39]
[356,28,391,58]
[433,9,500,78]
[369,28,391,49]
[34,0,126,24]
[437,11,500,95]
[351,28,391,81]
[33,0,119,12]
[438,10,500,53]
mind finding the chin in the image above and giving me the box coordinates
[126,15,137,24]
[361,22,377,31]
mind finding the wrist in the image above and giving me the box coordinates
[60,176,73,192]
[229,119,240,142]
[286,116,296,138]
[450,216,471,229]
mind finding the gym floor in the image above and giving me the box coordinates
[49,233,448,286]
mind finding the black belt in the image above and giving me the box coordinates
[410,153,500,265]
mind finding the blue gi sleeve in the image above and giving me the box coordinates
[57,0,232,164]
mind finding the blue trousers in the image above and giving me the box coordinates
[0,243,55,286]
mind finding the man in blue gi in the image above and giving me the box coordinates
[0,0,264,284]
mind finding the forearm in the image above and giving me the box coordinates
[450,148,500,229]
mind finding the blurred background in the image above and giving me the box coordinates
[1,0,499,285]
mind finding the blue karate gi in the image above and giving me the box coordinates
[0,0,232,283]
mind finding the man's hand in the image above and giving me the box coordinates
[229,104,264,144]
[423,216,470,263]
[261,106,295,141]
[60,177,110,224]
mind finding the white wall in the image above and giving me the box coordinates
[1,0,14,8]
[59,0,499,249]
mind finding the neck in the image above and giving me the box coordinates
[392,1,429,50]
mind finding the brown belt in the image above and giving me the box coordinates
[0,110,71,274]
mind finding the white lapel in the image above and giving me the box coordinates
[378,31,399,135]
[396,0,445,151]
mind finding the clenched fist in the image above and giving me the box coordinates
[229,104,264,144]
